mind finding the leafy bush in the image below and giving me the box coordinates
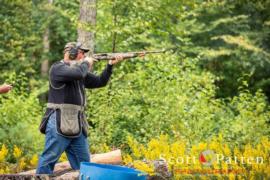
[0,74,43,155]
[87,53,270,152]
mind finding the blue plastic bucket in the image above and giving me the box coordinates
[80,162,147,180]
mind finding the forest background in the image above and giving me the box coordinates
[0,0,269,178]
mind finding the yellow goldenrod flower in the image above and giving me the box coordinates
[124,134,269,179]
[261,136,270,151]
[30,154,39,166]
[101,143,110,152]
[228,174,235,180]
[223,144,231,156]
[59,153,67,162]
[13,145,22,159]
[0,144,8,162]
[198,142,207,150]
[133,160,155,176]
[18,157,26,170]
[127,136,142,158]
[123,154,133,165]
[5,166,10,174]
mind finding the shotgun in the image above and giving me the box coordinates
[92,50,166,61]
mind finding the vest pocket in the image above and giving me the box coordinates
[56,107,82,138]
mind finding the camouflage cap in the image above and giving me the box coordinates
[64,42,90,52]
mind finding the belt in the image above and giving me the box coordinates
[47,103,85,111]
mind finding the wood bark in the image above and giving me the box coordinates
[41,0,53,77]
[112,0,117,53]
[108,0,118,107]
[77,0,96,56]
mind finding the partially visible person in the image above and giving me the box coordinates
[0,84,12,94]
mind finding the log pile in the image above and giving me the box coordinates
[1,150,170,180]
[0,150,122,180]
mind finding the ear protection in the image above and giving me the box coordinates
[69,42,82,60]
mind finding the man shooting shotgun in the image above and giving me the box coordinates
[36,41,163,174]
[37,41,127,174]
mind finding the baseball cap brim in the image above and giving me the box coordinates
[79,48,90,52]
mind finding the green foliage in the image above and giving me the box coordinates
[0,74,43,155]
[0,0,44,76]
[87,53,270,153]
[175,0,270,98]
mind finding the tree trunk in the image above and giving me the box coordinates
[108,0,118,107]
[41,0,53,77]
[41,28,50,76]
[77,0,96,56]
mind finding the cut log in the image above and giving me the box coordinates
[19,149,122,177]
[91,149,122,164]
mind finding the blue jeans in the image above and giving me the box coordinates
[36,112,90,174]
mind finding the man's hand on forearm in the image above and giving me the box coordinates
[108,55,125,65]
[0,84,12,94]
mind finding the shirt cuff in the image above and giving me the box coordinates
[107,64,113,72]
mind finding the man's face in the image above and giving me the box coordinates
[76,49,86,60]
